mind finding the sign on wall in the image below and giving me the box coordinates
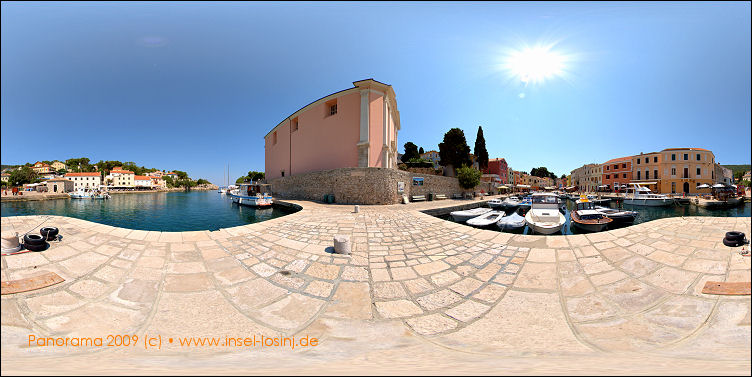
[397,181,405,193]
[412,177,424,186]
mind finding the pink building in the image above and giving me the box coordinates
[484,158,509,183]
[264,79,401,180]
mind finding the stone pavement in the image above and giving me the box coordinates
[1,199,750,375]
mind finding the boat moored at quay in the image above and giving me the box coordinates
[623,183,675,206]
[229,183,273,207]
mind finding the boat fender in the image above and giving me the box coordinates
[23,234,46,247]
[40,227,59,241]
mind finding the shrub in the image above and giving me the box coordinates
[456,165,481,190]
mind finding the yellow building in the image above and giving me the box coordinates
[51,161,67,172]
[32,162,51,174]
[106,168,135,188]
[630,148,715,194]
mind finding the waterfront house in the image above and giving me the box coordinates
[65,172,102,191]
[484,158,509,184]
[714,163,734,186]
[134,175,153,189]
[570,163,600,192]
[106,168,135,188]
[743,171,751,181]
[601,156,632,191]
[150,177,166,189]
[264,79,401,180]
[32,162,51,174]
[50,161,67,172]
[45,178,73,193]
[1,173,9,183]
[146,170,165,178]
[164,172,178,180]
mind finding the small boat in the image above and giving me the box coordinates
[623,183,674,207]
[499,196,521,210]
[487,198,504,209]
[570,197,613,232]
[518,196,532,210]
[525,193,566,235]
[450,207,492,222]
[69,189,110,199]
[497,212,526,231]
[594,205,638,224]
[229,183,273,207]
[466,211,505,228]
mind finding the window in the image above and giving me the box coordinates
[622,173,627,178]
[636,170,641,180]
[329,104,337,116]
[671,167,676,176]
[606,174,610,179]
[683,167,688,178]
[281,170,284,177]
[645,170,650,179]
[684,153,688,160]
[696,154,700,161]
[654,169,658,179]
[292,118,299,132]
[697,167,701,176]
[273,131,277,145]
[672,154,676,161]
[622,163,626,169]
[671,182,676,193]
[636,159,640,165]
[653,157,657,163]
[645,157,648,163]
[606,166,609,171]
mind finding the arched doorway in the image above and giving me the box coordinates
[683,182,689,194]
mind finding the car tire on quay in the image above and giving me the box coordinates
[23,241,48,252]
[40,227,59,241]
[724,231,744,242]
[23,234,46,246]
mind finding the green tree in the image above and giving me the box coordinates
[438,128,471,170]
[560,174,567,179]
[247,171,265,182]
[236,176,248,184]
[65,157,92,172]
[530,167,555,179]
[418,147,425,155]
[163,176,175,188]
[196,178,210,185]
[401,142,420,163]
[8,166,38,186]
[172,170,189,180]
[473,126,489,171]
[456,166,481,190]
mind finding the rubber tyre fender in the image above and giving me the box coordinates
[24,242,48,252]
[23,234,46,246]
[722,238,740,247]
[724,231,744,242]
[40,227,59,241]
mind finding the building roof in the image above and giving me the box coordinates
[65,172,101,177]
[46,178,70,182]
[265,79,398,138]
[110,170,134,174]
[134,175,151,180]
[662,147,711,152]
[34,162,50,167]
[603,156,633,164]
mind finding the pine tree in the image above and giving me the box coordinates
[474,126,489,171]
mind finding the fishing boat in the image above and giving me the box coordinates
[623,183,674,206]
[466,211,505,228]
[594,205,638,224]
[449,207,492,222]
[229,182,273,207]
[524,193,566,235]
[487,198,504,209]
[497,211,526,231]
[570,197,613,232]
[69,189,110,199]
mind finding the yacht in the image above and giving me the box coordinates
[524,193,566,235]
[487,198,504,209]
[499,196,521,210]
[623,183,674,206]
[570,197,613,232]
[594,205,638,224]
[229,183,273,207]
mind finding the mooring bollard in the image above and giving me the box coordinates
[354,205,359,213]
[333,235,352,255]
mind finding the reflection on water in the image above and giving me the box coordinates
[0,191,296,232]
[439,199,750,236]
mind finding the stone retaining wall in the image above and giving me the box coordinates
[269,167,474,205]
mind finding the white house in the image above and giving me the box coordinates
[134,175,153,188]
[64,172,102,191]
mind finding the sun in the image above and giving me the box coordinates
[503,44,568,85]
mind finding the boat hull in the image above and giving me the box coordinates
[571,220,609,233]
[230,194,273,207]
[623,198,674,207]
[524,212,565,235]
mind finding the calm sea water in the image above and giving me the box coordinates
[0,191,297,232]
[439,199,751,235]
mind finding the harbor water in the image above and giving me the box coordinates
[0,191,297,232]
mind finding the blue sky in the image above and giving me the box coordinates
[2,1,750,184]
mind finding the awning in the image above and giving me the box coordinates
[497,185,509,189]
[544,186,555,190]
[598,185,609,188]
[712,183,725,188]
[637,181,658,185]
[517,184,531,188]
[696,184,710,189]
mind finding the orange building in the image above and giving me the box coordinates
[601,156,632,191]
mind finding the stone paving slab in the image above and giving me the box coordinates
[1,204,750,374]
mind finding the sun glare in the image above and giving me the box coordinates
[503,44,568,85]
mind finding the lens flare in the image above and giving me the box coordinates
[501,43,571,86]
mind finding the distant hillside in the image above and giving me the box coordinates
[722,165,751,175]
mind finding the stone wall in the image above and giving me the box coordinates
[269,167,474,205]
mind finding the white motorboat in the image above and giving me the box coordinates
[524,193,566,235]
[570,197,613,233]
[623,183,674,206]
[69,189,110,199]
[500,196,521,210]
[487,198,504,209]
[450,207,492,222]
[466,211,505,228]
[594,205,638,224]
[229,183,273,207]
[497,212,526,231]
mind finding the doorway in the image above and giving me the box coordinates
[683,182,689,194]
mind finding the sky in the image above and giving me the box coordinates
[2,1,750,184]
